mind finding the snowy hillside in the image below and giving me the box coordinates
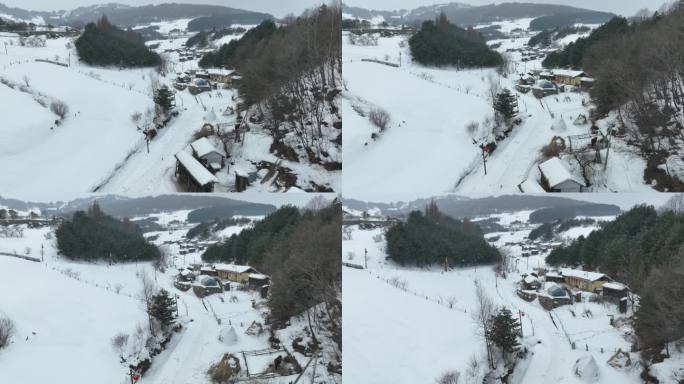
[342,209,683,384]
[0,208,339,384]
[343,18,657,199]
[1,18,339,200]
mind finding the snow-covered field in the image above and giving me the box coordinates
[342,210,682,384]
[342,19,655,200]
[1,18,339,199]
[0,209,337,384]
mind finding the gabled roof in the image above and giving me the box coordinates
[602,282,628,291]
[214,263,255,274]
[175,150,218,187]
[553,69,586,78]
[191,137,224,159]
[560,268,609,282]
[539,157,585,188]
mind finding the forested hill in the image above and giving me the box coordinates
[56,202,160,262]
[385,203,500,267]
[541,16,631,69]
[75,16,161,67]
[409,13,503,68]
[546,205,684,291]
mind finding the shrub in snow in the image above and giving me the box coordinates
[0,316,15,349]
[573,355,600,383]
[435,370,460,384]
[207,353,241,384]
[369,108,390,132]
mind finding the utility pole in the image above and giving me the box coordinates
[519,310,524,337]
[41,243,44,262]
[364,248,368,269]
[603,131,612,171]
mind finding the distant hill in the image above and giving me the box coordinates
[0,194,276,219]
[343,195,621,221]
[342,2,614,27]
[0,2,273,28]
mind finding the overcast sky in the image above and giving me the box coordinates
[345,0,670,17]
[2,0,332,18]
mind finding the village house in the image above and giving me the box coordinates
[214,264,257,283]
[193,275,223,297]
[559,268,613,292]
[538,157,586,192]
[207,68,234,84]
[190,137,226,173]
[521,274,541,290]
[538,282,572,310]
[175,150,218,192]
[532,80,558,98]
[553,69,587,86]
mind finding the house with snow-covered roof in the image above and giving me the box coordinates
[175,150,219,192]
[214,263,257,283]
[552,69,587,86]
[538,157,586,192]
[190,137,226,173]
[559,268,612,292]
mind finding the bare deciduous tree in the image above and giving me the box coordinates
[472,279,495,369]
[0,316,15,349]
[50,100,69,120]
[369,108,391,132]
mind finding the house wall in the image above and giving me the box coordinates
[217,270,251,283]
[564,276,608,292]
[553,180,582,193]
[201,152,224,166]
[555,75,582,86]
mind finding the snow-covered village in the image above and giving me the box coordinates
[0,194,341,384]
[0,1,341,200]
[343,193,684,384]
[342,0,684,197]
[5,1,684,383]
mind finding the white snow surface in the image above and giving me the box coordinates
[341,209,671,384]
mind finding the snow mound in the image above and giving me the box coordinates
[573,355,600,383]
[218,326,239,345]
[552,117,567,132]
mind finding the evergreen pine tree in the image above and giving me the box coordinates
[494,89,517,122]
[489,307,521,359]
[149,289,176,330]
[154,85,174,113]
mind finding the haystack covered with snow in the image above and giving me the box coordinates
[218,326,239,345]
[573,355,600,383]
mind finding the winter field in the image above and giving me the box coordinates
[342,19,654,200]
[0,210,337,384]
[342,209,681,384]
[0,19,339,200]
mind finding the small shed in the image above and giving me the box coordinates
[538,157,585,192]
[175,150,218,192]
[190,137,226,173]
[248,273,270,290]
[601,282,629,302]
[193,276,223,297]
[521,274,541,290]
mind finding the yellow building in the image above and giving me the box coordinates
[214,264,257,283]
[553,70,586,86]
[559,268,612,292]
